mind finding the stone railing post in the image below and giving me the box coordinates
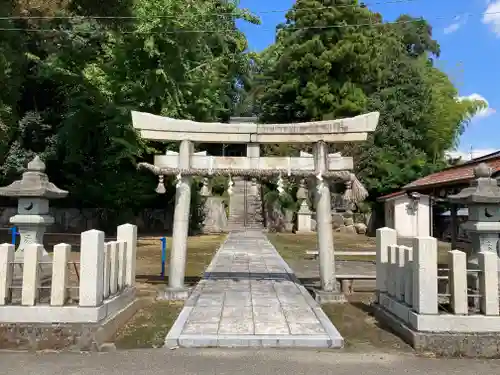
[117,240,127,290]
[79,229,105,307]
[395,245,407,301]
[103,242,111,299]
[0,244,14,306]
[375,227,396,300]
[21,244,43,306]
[50,243,71,306]
[403,246,413,306]
[412,236,438,314]
[448,249,467,315]
[387,245,397,297]
[478,251,499,315]
[117,223,137,287]
[109,241,119,295]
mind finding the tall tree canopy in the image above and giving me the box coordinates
[0,0,486,230]
[0,0,258,229]
[256,0,484,196]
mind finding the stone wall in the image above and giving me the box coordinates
[332,211,368,235]
[0,202,228,235]
[0,202,368,236]
[0,206,174,234]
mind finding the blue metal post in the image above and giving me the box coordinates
[160,237,167,277]
[9,226,18,246]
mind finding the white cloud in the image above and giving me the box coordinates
[483,0,500,36]
[446,149,497,161]
[444,16,466,34]
[458,93,496,119]
[444,22,461,34]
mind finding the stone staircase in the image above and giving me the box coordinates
[226,177,264,232]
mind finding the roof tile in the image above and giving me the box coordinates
[404,158,500,190]
[377,191,406,201]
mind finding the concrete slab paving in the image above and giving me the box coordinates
[3,349,500,375]
[164,231,344,348]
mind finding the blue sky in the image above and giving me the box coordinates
[236,0,499,159]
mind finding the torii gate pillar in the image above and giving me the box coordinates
[162,140,193,300]
[313,142,344,302]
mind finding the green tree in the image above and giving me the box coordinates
[258,0,380,123]
[257,0,484,197]
[0,0,258,230]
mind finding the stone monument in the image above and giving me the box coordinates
[448,163,500,267]
[200,177,211,197]
[0,156,68,276]
[296,179,312,233]
[296,200,312,233]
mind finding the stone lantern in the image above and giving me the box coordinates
[199,177,211,197]
[296,179,313,233]
[447,163,500,266]
[0,156,68,266]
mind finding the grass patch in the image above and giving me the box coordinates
[322,293,412,352]
[114,300,183,349]
[268,232,377,262]
[135,234,225,278]
[113,234,225,348]
[268,232,452,263]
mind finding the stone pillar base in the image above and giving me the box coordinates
[313,288,347,304]
[157,287,191,301]
[295,230,313,234]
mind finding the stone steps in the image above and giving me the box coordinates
[226,178,264,231]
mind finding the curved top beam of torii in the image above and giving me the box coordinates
[131,111,380,143]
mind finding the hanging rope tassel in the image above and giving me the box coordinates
[227,174,233,195]
[277,173,285,196]
[175,172,182,189]
[316,173,324,194]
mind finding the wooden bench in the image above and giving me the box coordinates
[305,250,377,294]
[305,250,376,259]
[336,274,376,295]
[305,250,319,259]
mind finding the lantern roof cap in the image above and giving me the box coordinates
[0,156,68,199]
[448,163,500,204]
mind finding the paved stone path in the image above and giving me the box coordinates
[165,231,343,348]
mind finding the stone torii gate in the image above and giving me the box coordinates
[132,111,379,301]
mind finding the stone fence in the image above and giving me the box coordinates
[375,227,500,333]
[0,224,137,324]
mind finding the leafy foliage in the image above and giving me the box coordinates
[0,0,258,230]
[256,0,484,197]
[0,0,486,232]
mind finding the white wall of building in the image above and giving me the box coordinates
[384,194,430,238]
